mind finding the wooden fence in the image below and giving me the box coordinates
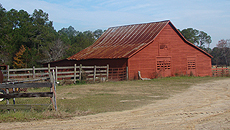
[212,67,229,77]
[1,64,109,83]
[0,70,57,111]
[109,67,128,81]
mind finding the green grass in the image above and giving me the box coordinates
[0,76,228,122]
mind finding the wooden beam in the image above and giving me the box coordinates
[93,65,96,82]
[0,104,50,110]
[0,83,52,88]
[0,92,53,98]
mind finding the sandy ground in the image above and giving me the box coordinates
[1,79,230,130]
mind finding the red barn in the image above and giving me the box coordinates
[48,20,212,80]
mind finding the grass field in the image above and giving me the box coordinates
[0,76,228,122]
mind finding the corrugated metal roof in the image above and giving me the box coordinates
[68,20,169,60]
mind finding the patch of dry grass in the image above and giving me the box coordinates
[0,76,227,122]
[56,76,225,115]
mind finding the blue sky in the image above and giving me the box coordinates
[1,0,230,48]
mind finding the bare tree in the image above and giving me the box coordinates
[40,39,67,63]
[216,39,230,66]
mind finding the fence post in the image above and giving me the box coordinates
[48,64,51,74]
[227,67,229,75]
[33,66,35,79]
[126,66,129,80]
[74,64,76,83]
[215,66,217,77]
[52,70,57,111]
[49,71,53,105]
[6,88,9,105]
[93,65,96,82]
[55,66,58,82]
[107,64,109,81]
[79,64,82,81]
[7,65,9,82]
[221,66,224,77]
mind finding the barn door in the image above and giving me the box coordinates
[187,57,196,76]
[156,57,171,77]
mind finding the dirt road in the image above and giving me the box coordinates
[1,79,230,130]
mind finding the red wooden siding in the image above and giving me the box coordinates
[128,23,211,79]
[128,39,159,79]
[157,24,211,77]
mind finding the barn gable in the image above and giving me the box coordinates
[127,22,212,79]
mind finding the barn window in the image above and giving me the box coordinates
[157,60,171,70]
[160,44,168,50]
[159,43,169,56]
[187,57,196,70]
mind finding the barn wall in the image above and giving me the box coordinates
[128,41,158,79]
[196,53,212,76]
[158,24,212,76]
[128,23,212,79]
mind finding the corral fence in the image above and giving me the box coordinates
[109,67,128,81]
[1,64,128,83]
[212,67,229,77]
[0,70,57,111]
[1,64,109,83]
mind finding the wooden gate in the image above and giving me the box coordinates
[109,67,127,81]
[0,70,57,111]
[156,57,171,77]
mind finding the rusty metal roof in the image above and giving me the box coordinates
[68,20,169,60]
[67,20,212,60]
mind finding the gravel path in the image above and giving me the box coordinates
[1,79,230,130]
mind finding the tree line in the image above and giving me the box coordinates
[0,4,229,68]
[179,28,230,66]
[0,4,104,68]
[211,39,230,66]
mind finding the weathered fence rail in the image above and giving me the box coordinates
[212,67,229,77]
[2,64,109,83]
[0,83,52,88]
[0,73,57,111]
[0,92,53,99]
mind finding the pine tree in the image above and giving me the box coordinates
[13,45,26,68]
